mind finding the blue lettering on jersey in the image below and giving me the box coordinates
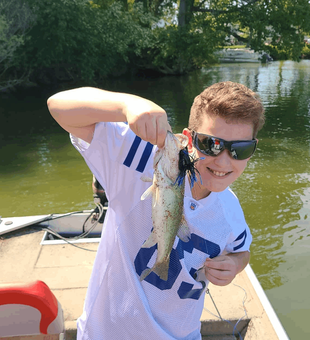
[176,233,220,260]
[134,245,182,290]
[177,281,206,300]
[134,233,221,300]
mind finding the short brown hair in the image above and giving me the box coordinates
[188,81,265,137]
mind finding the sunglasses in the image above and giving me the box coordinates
[192,131,257,160]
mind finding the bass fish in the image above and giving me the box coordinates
[140,131,199,281]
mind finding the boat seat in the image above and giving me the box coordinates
[0,281,64,340]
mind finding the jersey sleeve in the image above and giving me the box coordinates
[221,188,253,253]
[70,122,155,205]
[225,225,252,253]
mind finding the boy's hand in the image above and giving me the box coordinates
[204,251,250,286]
[125,99,171,148]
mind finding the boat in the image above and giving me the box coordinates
[216,48,273,63]
[0,209,289,340]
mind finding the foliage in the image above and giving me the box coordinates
[14,0,155,84]
[91,0,173,17]
[147,25,217,74]
[145,2,226,74]
[223,45,247,49]
[265,44,293,61]
[0,15,23,66]
[0,0,35,90]
[2,0,310,89]
[301,44,310,59]
[191,0,310,61]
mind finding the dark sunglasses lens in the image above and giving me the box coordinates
[197,136,222,155]
[195,133,256,160]
[231,141,256,160]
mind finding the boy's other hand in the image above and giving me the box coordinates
[125,99,171,148]
[204,254,245,286]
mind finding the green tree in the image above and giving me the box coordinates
[182,0,310,61]
[145,0,310,74]
[15,0,155,84]
[0,0,35,90]
[2,0,310,89]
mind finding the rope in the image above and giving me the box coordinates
[38,203,105,252]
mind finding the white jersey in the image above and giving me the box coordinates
[71,122,252,340]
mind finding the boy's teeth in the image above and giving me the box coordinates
[209,168,227,177]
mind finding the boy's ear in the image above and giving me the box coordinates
[182,129,193,152]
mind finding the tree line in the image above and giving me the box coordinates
[1,0,310,91]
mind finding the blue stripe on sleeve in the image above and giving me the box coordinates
[123,136,142,168]
[233,229,247,251]
[136,142,154,173]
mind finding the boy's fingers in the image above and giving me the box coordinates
[129,109,170,147]
[207,276,231,286]
[205,264,235,286]
[206,267,230,279]
[205,257,229,270]
[144,116,157,145]
[156,121,171,148]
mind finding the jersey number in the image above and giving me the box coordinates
[134,233,220,300]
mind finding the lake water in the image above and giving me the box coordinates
[1,60,310,339]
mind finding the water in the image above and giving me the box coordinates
[1,60,310,339]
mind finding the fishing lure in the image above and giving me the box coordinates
[175,147,202,188]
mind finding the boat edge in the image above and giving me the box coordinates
[245,265,290,340]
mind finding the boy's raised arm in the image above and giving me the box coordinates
[47,87,170,146]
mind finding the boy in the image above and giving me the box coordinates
[47,81,265,340]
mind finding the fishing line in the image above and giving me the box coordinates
[231,283,248,338]
[203,284,248,340]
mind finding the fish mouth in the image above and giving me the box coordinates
[207,167,232,177]
[167,131,188,149]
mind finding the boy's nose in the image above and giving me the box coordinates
[213,149,232,167]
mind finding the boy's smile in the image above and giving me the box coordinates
[183,115,254,200]
[207,167,232,178]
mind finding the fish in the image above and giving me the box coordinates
[139,131,199,281]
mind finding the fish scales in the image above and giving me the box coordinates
[140,131,192,281]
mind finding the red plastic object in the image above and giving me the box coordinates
[0,281,58,335]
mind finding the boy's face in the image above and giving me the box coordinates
[183,114,254,198]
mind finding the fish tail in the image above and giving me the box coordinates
[139,261,170,282]
[153,261,169,281]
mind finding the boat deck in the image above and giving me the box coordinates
[0,224,287,339]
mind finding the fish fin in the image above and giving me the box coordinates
[140,175,153,182]
[141,185,154,200]
[177,217,191,242]
[175,133,189,148]
[141,232,157,248]
[153,186,159,208]
[140,267,153,281]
